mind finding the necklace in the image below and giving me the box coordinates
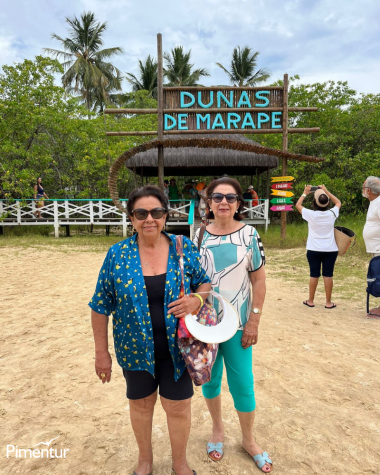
[138,235,162,267]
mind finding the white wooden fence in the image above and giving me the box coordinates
[0,198,269,238]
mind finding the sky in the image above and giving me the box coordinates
[1,0,379,94]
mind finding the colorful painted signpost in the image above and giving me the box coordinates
[271,176,294,183]
[270,197,293,205]
[270,205,293,212]
[271,183,292,190]
[270,176,294,211]
[270,190,294,197]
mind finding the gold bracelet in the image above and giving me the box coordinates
[192,293,204,307]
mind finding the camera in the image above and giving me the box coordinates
[310,186,319,192]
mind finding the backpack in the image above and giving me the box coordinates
[366,256,380,314]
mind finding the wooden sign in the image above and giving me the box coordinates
[271,190,294,197]
[270,205,293,212]
[271,176,294,182]
[163,88,284,133]
[270,197,293,205]
[271,183,292,190]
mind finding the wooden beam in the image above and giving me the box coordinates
[163,86,284,91]
[104,108,158,114]
[104,106,317,114]
[165,107,285,113]
[157,33,164,191]
[281,73,289,241]
[106,131,157,136]
[106,127,319,136]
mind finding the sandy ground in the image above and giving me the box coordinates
[0,246,379,475]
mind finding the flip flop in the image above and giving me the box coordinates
[207,442,224,461]
[366,312,380,319]
[303,301,315,307]
[325,303,337,309]
[172,470,196,474]
[252,451,273,472]
[133,472,152,475]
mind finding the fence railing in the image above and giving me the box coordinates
[0,198,269,237]
[0,199,196,238]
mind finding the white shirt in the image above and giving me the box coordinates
[363,196,380,253]
[302,206,339,252]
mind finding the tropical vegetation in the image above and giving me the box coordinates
[163,46,209,86]
[126,55,158,98]
[44,12,123,113]
[216,46,270,86]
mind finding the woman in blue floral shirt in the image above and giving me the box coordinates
[89,185,211,475]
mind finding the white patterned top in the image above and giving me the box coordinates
[193,225,265,329]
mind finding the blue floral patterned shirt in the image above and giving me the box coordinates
[89,232,211,381]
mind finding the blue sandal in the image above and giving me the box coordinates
[253,451,273,472]
[207,442,224,461]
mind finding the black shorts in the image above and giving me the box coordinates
[307,250,338,278]
[122,356,193,401]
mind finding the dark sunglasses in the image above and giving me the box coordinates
[210,193,239,204]
[131,207,167,220]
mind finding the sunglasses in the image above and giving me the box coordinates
[210,193,239,204]
[131,207,167,220]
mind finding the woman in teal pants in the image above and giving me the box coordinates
[194,177,272,473]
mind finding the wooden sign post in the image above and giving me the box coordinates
[157,33,164,190]
[104,35,320,233]
[281,74,289,240]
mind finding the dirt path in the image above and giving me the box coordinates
[0,247,379,474]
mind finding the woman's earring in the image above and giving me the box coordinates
[235,210,238,214]
[163,223,166,231]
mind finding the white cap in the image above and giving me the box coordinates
[248,185,254,189]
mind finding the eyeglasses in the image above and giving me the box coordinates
[131,207,167,220]
[210,193,239,204]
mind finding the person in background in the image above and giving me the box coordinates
[90,185,211,475]
[296,185,341,309]
[246,185,259,207]
[33,177,49,218]
[164,180,169,198]
[196,182,207,223]
[194,177,271,473]
[189,181,199,218]
[362,176,380,318]
[168,178,180,204]
[182,182,192,200]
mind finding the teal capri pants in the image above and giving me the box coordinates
[202,330,255,412]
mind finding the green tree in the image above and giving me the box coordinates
[216,46,270,86]
[125,55,158,98]
[0,56,157,202]
[163,46,209,86]
[44,11,123,114]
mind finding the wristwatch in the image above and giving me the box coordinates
[251,308,261,315]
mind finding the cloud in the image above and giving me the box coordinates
[0,0,379,94]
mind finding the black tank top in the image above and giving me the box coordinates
[144,273,170,359]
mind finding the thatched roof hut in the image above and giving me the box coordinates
[126,133,280,177]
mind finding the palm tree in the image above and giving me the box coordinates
[125,55,158,98]
[163,46,209,86]
[216,46,270,86]
[44,12,123,115]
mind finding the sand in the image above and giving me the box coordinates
[0,246,379,475]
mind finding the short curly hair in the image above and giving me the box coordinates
[205,178,246,221]
[127,185,169,218]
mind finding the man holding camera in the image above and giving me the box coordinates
[362,176,380,318]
